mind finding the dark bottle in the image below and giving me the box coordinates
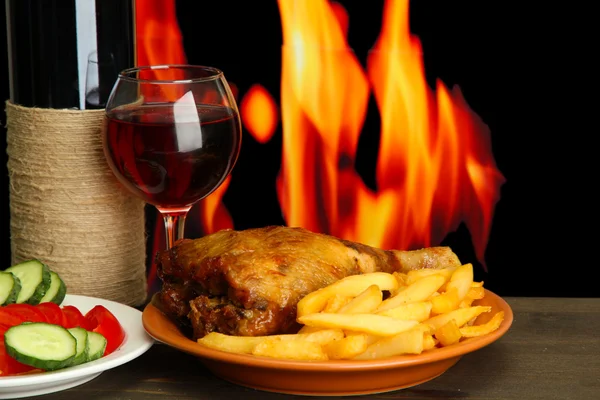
[6,0,135,109]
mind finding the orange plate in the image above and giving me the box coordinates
[142,289,513,396]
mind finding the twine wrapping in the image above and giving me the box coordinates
[5,101,148,307]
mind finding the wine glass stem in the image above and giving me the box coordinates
[161,211,188,249]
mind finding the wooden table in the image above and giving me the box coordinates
[35,297,599,400]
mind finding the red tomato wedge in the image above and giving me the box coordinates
[0,310,23,327]
[36,302,68,327]
[0,338,36,376]
[61,305,91,330]
[1,304,48,324]
[84,305,126,356]
[0,323,11,337]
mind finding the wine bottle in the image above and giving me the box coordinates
[5,0,135,110]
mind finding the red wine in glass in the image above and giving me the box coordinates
[102,65,241,250]
[104,103,240,209]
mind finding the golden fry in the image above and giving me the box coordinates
[405,266,457,285]
[425,306,492,331]
[324,334,369,359]
[376,301,432,322]
[431,287,461,314]
[460,311,505,337]
[434,319,462,346]
[376,274,446,312]
[298,313,418,336]
[353,328,424,360]
[323,294,353,313]
[252,337,328,360]
[337,285,382,314]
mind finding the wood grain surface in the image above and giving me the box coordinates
[34,297,600,400]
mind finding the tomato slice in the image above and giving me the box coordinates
[0,340,36,376]
[84,305,126,356]
[36,302,68,327]
[61,305,91,330]
[1,304,48,324]
[0,324,11,337]
[0,310,23,327]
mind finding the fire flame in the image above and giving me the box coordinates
[240,84,279,144]
[136,0,505,293]
[245,0,505,268]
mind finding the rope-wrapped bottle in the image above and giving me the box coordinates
[4,0,147,307]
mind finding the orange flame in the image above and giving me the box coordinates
[267,0,505,267]
[241,84,279,143]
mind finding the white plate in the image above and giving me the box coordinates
[0,294,155,399]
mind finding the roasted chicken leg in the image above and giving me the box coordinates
[154,225,461,339]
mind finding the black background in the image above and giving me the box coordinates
[0,1,595,298]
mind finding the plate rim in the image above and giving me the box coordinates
[0,294,155,389]
[142,288,513,371]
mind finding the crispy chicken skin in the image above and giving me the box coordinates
[154,226,461,339]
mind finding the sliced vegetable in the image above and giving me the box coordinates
[84,305,126,355]
[0,341,36,376]
[36,302,68,326]
[1,303,48,323]
[67,327,89,366]
[5,260,52,305]
[86,331,107,361]
[0,271,21,305]
[62,305,91,330]
[0,323,11,337]
[0,309,24,327]
[38,271,67,305]
[4,322,76,371]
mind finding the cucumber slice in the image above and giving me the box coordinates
[0,271,21,305]
[39,271,67,305]
[67,327,89,367]
[86,331,107,362]
[5,260,52,305]
[4,322,76,371]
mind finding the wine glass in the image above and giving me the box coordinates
[102,65,242,250]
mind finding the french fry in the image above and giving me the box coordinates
[405,266,457,285]
[445,263,474,301]
[431,287,461,314]
[460,311,505,337]
[297,325,323,334]
[459,286,486,308]
[197,329,344,354]
[425,306,491,331]
[376,301,432,322]
[298,313,418,336]
[252,337,328,360]
[300,328,346,344]
[344,330,381,346]
[423,333,438,351]
[337,285,382,314]
[392,271,408,287]
[197,332,265,354]
[466,286,485,300]
[375,274,446,312]
[434,319,462,346]
[323,294,353,313]
[353,328,424,360]
[324,334,369,359]
[297,272,399,317]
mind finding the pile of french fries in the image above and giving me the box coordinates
[197,263,505,361]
